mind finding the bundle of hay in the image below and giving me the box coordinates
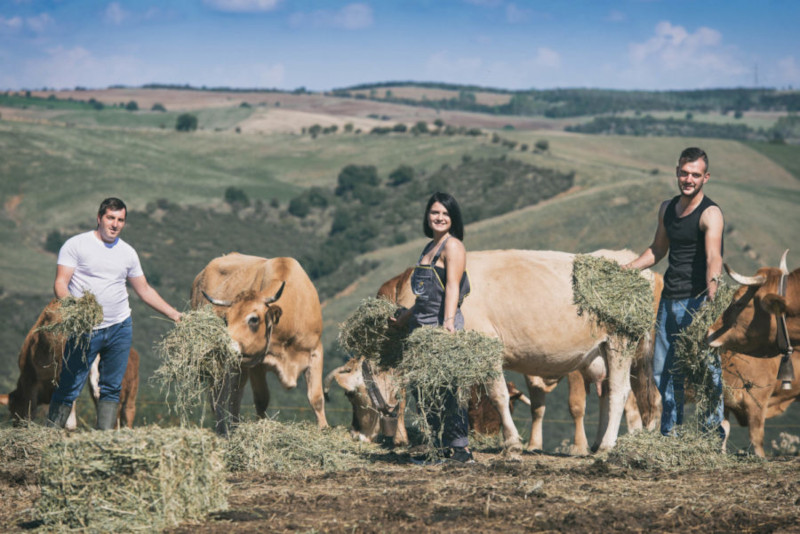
[674,280,736,411]
[153,306,240,421]
[225,418,374,474]
[0,424,61,479]
[572,254,655,352]
[36,427,228,532]
[400,326,504,451]
[338,297,404,368]
[605,426,758,471]
[37,293,103,356]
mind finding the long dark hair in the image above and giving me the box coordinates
[422,192,464,241]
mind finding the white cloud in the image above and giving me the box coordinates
[0,16,24,32]
[532,47,560,68]
[104,2,129,25]
[505,3,532,24]
[203,0,282,13]
[26,13,53,33]
[289,3,373,30]
[624,21,747,88]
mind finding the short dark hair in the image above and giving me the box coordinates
[97,197,127,218]
[423,192,464,241]
[678,147,709,173]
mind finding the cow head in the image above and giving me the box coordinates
[708,251,799,358]
[203,282,285,366]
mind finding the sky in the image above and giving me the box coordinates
[1,0,798,92]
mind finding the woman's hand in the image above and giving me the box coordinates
[443,316,456,333]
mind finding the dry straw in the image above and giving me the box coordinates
[36,293,103,362]
[401,326,504,453]
[674,281,736,412]
[572,254,654,352]
[338,297,404,368]
[36,426,228,532]
[225,418,375,473]
[153,305,240,422]
[0,424,61,476]
[605,426,761,471]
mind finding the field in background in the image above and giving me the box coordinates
[1,87,798,453]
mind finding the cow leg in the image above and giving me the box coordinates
[721,415,731,453]
[249,364,270,419]
[624,390,643,433]
[567,371,590,456]
[304,341,328,429]
[746,402,768,458]
[524,376,547,452]
[212,369,248,436]
[487,375,522,454]
[593,342,632,452]
[393,394,409,447]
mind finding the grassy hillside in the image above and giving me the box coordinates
[1,96,798,450]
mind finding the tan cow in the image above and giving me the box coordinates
[191,253,327,434]
[5,299,139,429]
[720,350,800,456]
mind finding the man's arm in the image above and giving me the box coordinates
[128,275,182,322]
[700,206,724,301]
[54,264,75,299]
[623,200,671,270]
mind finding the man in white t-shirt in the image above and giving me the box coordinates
[47,197,182,430]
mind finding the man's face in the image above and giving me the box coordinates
[96,208,126,243]
[676,158,709,199]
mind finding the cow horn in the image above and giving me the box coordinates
[779,249,789,275]
[518,394,531,407]
[202,290,232,307]
[264,281,286,305]
[724,264,766,287]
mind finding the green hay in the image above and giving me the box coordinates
[36,427,228,532]
[152,306,240,423]
[400,326,504,454]
[572,254,655,353]
[674,281,736,412]
[37,292,103,340]
[338,297,404,368]
[605,426,761,471]
[224,418,376,474]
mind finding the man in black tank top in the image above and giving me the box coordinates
[623,147,725,441]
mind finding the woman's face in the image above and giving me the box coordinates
[428,201,452,235]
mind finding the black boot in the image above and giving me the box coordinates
[95,400,119,430]
[46,402,73,429]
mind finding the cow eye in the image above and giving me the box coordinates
[247,315,259,327]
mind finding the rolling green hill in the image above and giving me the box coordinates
[1,91,798,452]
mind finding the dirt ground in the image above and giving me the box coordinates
[3,448,798,533]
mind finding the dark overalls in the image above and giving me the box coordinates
[410,236,470,449]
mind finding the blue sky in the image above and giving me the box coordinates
[1,0,798,92]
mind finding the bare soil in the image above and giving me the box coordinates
[3,449,798,533]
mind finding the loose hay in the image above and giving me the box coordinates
[153,306,240,421]
[605,426,761,471]
[225,418,375,473]
[36,427,228,532]
[400,327,504,453]
[338,297,404,368]
[0,424,61,476]
[674,281,736,412]
[37,293,103,364]
[572,254,655,352]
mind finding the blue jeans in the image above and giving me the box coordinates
[653,297,724,438]
[50,316,133,406]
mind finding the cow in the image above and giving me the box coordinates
[720,350,800,456]
[469,381,530,435]
[5,299,139,429]
[190,253,327,435]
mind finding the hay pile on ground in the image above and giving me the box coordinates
[605,426,760,471]
[153,306,240,421]
[37,427,228,532]
[401,326,504,452]
[338,297,404,368]
[0,424,61,478]
[37,293,103,359]
[674,281,736,411]
[572,254,654,351]
[225,418,375,473]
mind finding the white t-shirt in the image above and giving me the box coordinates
[57,230,144,329]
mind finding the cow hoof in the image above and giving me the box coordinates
[503,441,523,459]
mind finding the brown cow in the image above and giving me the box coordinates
[720,350,800,456]
[5,299,139,429]
[469,381,530,435]
[191,253,327,435]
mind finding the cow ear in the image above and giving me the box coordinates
[760,294,787,315]
[267,306,282,326]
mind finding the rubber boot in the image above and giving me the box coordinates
[95,400,119,430]
[46,402,74,429]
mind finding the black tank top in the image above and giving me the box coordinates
[662,195,723,299]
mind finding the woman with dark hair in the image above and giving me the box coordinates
[392,192,473,463]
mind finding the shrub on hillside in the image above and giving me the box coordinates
[388,165,414,187]
[151,103,166,112]
[175,113,198,132]
[125,100,139,111]
[335,165,379,196]
[224,187,250,208]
